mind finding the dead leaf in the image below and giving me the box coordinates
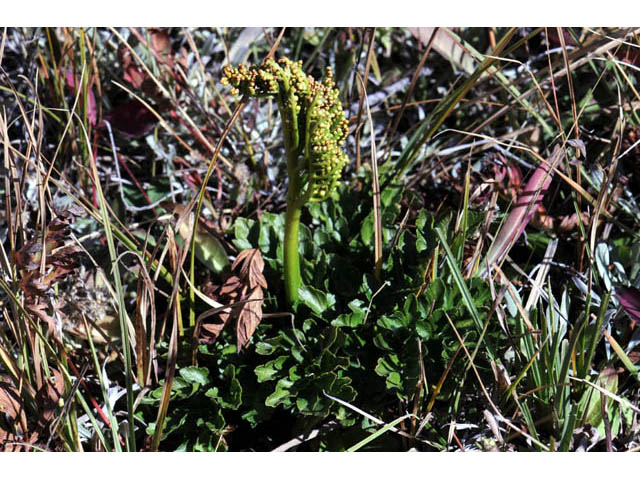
[0,382,27,433]
[233,249,267,290]
[16,213,81,340]
[26,302,59,339]
[0,430,40,452]
[236,285,264,352]
[196,249,266,352]
[200,315,233,344]
[219,275,243,298]
[35,369,65,423]
[0,380,39,451]
[408,28,476,75]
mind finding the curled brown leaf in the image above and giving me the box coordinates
[236,284,264,353]
[197,249,267,352]
[0,381,27,433]
[16,213,81,339]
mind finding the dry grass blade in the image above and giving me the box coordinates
[383,27,438,161]
[557,27,580,139]
[322,390,436,448]
[265,27,286,60]
[357,73,382,281]
[353,27,376,172]
[150,298,179,452]
[150,223,184,451]
[409,28,475,75]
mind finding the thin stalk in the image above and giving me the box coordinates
[282,109,304,304]
[283,193,303,305]
[80,66,136,448]
[279,72,304,306]
[188,101,246,328]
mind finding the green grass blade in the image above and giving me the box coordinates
[347,414,414,452]
[436,227,497,361]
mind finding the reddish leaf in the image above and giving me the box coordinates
[118,44,145,89]
[64,70,97,126]
[547,29,640,67]
[105,99,158,138]
[483,146,563,272]
[116,37,167,106]
[149,28,173,64]
[616,286,640,328]
[614,45,640,67]
[546,29,577,48]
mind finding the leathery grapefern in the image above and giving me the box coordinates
[222,58,349,305]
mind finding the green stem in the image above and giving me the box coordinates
[278,76,305,307]
[284,193,303,306]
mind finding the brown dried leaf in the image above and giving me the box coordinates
[17,213,81,294]
[197,276,241,345]
[233,249,267,290]
[0,430,40,452]
[219,275,243,298]
[236,286,264,353]
[197,249,267,350]
[199,313,233,345]
[16,214,81,338]
[0,380,38,451]
[0,382,27,432]
[26,302,60,341]
[35,369,64,423]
